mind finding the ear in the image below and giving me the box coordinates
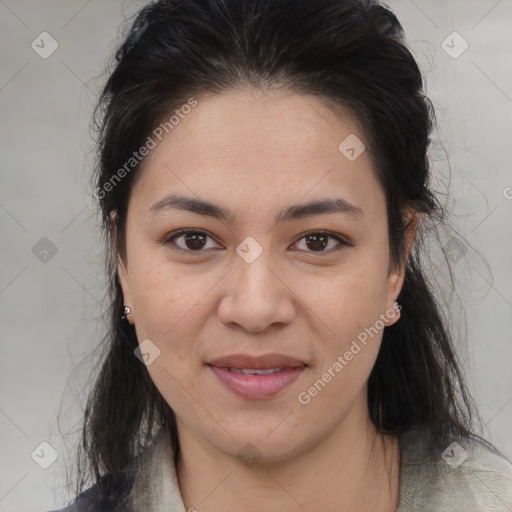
[111,210,134,325]
[385,210,418,326]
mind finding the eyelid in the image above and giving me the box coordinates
[163,228,350,254]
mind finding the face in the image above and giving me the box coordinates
[118,87,412,463]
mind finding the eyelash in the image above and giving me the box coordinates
[163,229,349,255]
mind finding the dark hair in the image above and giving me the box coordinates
[78,0,483,498]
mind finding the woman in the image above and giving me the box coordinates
[50,0,512,510]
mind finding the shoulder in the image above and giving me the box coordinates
[43,470,137,512]
[398,428,512,512]
[44,429,172,512]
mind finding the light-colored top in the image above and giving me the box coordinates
[125,428,512,511]
[396,429,512,511]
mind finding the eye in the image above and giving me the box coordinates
[292,231,348,253]
[164,229,349,254]
[164,229,222,253]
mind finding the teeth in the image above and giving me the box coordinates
[229,368,283,375]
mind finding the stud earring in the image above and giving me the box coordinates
[121,306,131,321]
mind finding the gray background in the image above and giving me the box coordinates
[1,0,511,510]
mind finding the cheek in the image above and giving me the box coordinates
[128,254,210,412]
[293,251,389,405]
[298,253,389,338]
[293,264,389,421]
[127,249,222,394]
[129,250,207,337]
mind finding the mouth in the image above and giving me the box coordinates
[227,367,285,375]
[206,353,307,399]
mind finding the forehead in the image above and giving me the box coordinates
[167,87,363,160]
[128,87,385,222]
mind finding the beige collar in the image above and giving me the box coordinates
[127,430,187,512]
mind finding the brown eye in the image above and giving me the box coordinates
[165,230,222,252]
[293,232,347,253]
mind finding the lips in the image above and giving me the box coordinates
[207,353,306,370]
[206,353,306,399]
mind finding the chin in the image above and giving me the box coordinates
[201,423,315,467]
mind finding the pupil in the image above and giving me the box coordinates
[185,232,206,250]
[306,234,328,251]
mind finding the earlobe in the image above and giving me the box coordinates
[385,270,404,326]
[385,298,401,326]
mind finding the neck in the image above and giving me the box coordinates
[176,399,400,512]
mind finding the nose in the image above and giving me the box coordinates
[217,255,296,334]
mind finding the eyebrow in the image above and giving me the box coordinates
[148,193,363,224]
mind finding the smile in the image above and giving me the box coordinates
[207,364,305,399]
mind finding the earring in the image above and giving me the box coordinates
[121,305,131,321]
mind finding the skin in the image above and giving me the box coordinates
[117,87,417,511]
